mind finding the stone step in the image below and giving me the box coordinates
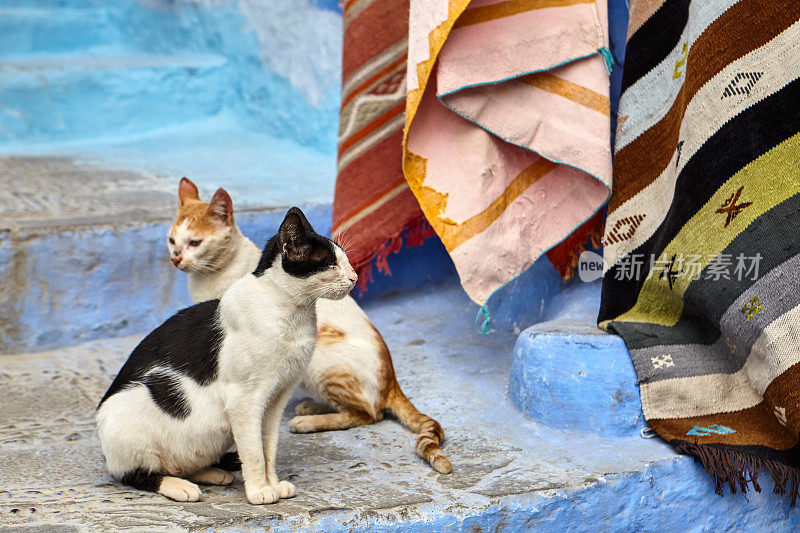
[510,319,644,438]
[1,282,797,530]
[0,153,334,355]
[0,53,233,145]
[0,0,105,7]
[0,8,122,58]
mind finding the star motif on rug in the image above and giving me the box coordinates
[716,186,752,228]
[740,296,763,322]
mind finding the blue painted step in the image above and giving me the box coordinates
[0,53,234,145]
[0,8,122,58]
[509,320,645,437]
[0,202,333,355]
[0,0,106,7]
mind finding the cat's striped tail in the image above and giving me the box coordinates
[385,385,452,474]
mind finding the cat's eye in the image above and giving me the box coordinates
[168,237,175,245]
[189,239,202,247]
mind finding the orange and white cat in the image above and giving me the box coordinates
[167,178,451,474]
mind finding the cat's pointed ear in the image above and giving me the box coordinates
[207,188,234,226]
[278,208,311,261]
[178,177,200,205]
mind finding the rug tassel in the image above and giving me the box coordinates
[598,46,613,74]
[352,214,436,295]
[475,303,491,335]
[673,440,800,507]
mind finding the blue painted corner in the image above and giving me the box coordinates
[608,0,630,144]
[509,320,644,437]
[311,0,343,12]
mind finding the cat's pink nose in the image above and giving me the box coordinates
[348,271,358,284]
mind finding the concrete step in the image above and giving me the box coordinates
[0,53,233,144]
[1,282,797,531]
[0,151,336,355]
[0,199,331,355]
[510,320,644,438]
[0,8,123,58]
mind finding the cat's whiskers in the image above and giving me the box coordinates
[334,226,352,248]
[334,229,360,260]
[191,255,234,274]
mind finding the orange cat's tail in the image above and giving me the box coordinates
[385,385,452,474]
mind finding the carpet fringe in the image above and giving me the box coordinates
[674,440,800,507]
[346,214,436,294]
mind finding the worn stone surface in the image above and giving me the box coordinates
[0,157,176,229]
[2,282,800,531]
[0,156,334,231]
[0,282,666,530]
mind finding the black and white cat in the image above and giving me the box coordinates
[96,208,357,504]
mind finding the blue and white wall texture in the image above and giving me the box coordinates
[0,0,342,176]
[0,0,346,352]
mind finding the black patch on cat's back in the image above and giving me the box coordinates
[142,370,191,419]
[98,299,223,415]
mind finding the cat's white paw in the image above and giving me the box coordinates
[246,485,280,505]
[190,468,235,486]
[159,477,202,502]
[289,415,316,433]
[276,480,296,499]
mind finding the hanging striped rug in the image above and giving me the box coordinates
[600,0,800,505]
[332,0,435,290]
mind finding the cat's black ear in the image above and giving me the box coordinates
[278,208,311,261]
[178,177,200,205]
[207,188,234,226]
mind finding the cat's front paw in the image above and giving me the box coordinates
[159,477,202,502]
[276,480,296,499]
[246,485,280,505]
[289,415,316,433]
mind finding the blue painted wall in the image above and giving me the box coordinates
[0,0,342,153]
[0,205,332,354]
